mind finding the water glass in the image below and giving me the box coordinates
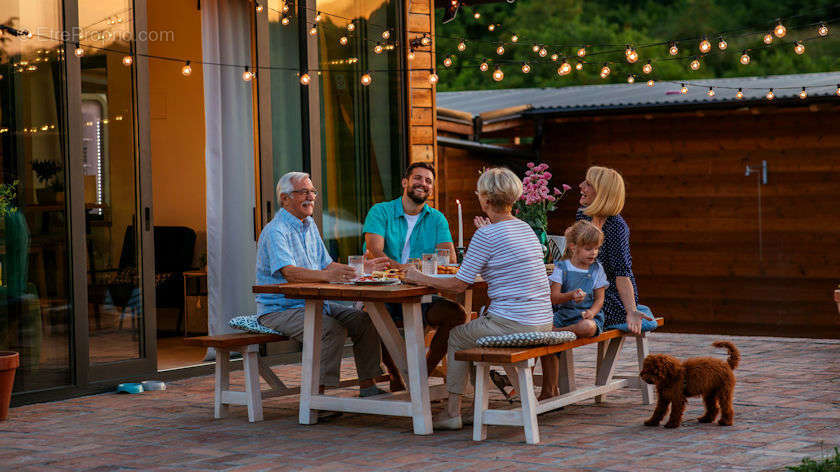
[421,253,437,275]
[348,255,365,278]
[435,248,450,266]
[407,258,422,271]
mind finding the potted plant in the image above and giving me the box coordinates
[0,351,18,420]
[513,162,571,261]
[31,159,64,204]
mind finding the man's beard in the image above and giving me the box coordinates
[407,186,428,204]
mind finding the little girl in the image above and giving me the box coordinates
[539,220,609,400]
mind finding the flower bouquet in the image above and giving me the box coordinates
[514,162,571,260]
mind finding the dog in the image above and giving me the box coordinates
[639,341,739,428]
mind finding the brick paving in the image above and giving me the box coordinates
[2,333,838,471]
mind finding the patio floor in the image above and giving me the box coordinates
[2,332,839,471]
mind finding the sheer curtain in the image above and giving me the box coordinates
[202,0,257,356]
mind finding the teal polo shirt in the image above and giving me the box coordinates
[363,197,453,262]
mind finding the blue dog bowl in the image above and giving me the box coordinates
[116,382,144,394]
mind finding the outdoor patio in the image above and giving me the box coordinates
[2,331,838,471]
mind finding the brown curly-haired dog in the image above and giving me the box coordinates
[640,341,739,428]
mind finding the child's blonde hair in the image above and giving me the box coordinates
[562,220,604,260]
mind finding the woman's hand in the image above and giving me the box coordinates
[474,216,491,229]
[626,309,654,335]
[403,267,424,285]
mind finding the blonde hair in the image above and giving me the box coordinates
[583,166,625,217]
[562,220,604,260]
[477,167,522,211]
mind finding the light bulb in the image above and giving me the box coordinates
[488,24,495,32]
[627,74,635,84]
[479,60,489,72]
[181,61,192,76]
[740,51,751,65]
[122,55,133,66]
[577,47,587,57]
[539,47,548,57]
[521,63,531,74]
[360,72,372,86]
[794,41,805,55]
[74,44,84,57]
[836,84,840,96]
[766,89,775,100]
[443,57,452,67]
[625,47,638,63]
[407,49,415,60]
[492,66,504,82]
[690,58,700,70]
[551,54,559,61]
[669,42,679,56]
[458,40,466,51]
[496,44,505,55]
[511,33,519,42]
[309,25,318,36]
[718,37,728,50]
[707,87,715,97]
[382,30,391,40]
[774,22,786,38]
[642,60,653,74]
[763,33,773,44]
[282,3,290,13]
[818,23,829,37]
[799,87,807,99]
[242,67,254,81]
[699,37,711,53]
[557,61,571,76]
[300,73,310,85]
[429,73,438,85]
[281,16,290,26]
[575,61,584,71]
[347,22,356,32]
[421,35,431,46]
[339,36,348,46]
[680,83,688,94]
[599,63,610,78]
[736,88,744,99]
[256,3,264,13]
[532,44,540,53]
[646,79,655,87]
[374,43,383,54]
[473,12,480,19]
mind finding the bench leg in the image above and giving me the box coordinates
[214,349,230,419]
[243,345,264,422]
[515,359,540,445]
[595,337,624,403]
[636,334,654,405]
[473,362,490,441]
[557,350,575,395]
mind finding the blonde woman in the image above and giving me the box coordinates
[404,167,553,430]
[577,166,655,335]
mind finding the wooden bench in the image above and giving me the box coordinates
[183,333,389,422]
[455,317,665,444]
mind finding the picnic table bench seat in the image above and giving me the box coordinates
[455,317,665,444]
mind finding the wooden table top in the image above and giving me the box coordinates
[253,282,438,303]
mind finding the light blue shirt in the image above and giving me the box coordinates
[362,197,453,262]
[255,208,333,315]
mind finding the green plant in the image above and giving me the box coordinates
[31,159,64,191]
[788,447,840,471]
[0,180,18,218]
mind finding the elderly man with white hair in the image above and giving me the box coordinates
[255,172,388,400]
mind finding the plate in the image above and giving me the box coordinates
[353,278,401,285]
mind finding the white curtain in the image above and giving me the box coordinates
[202,0,257,352]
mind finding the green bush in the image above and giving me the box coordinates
[788,448,840,472]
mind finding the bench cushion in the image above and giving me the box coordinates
[476,331,576,347]
[229,314,281,335]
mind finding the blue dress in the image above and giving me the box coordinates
[552,260,606,336]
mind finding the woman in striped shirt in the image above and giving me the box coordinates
[405,167,554,431]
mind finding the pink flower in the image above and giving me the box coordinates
[538,179,547,186]
[562,184,572,192]
[553,187,561,195]
[542,172,552,179]
[537,163,548,171]
[523,176,531,184]
[546,195,556,202]
[527,162,535,169]
[514,208,519,215]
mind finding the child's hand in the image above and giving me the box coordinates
[581,310,595,320]
[571,288,586,303]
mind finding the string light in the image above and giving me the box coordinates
[774,21,786,38]
[718,36,728,50]
[281,2,290,13]
[575,61,584,71]
[766,88,775,100]
[539,47,548,57]
[443,56,452,67]
[521,63,531,73]
[532,44,541,53]
[740,50,751,65]
[181,61,192,76]
[642,60,653,74]
[625,46,638,63]
[799,87,807,99]
[347,22,356,32]
[646,79,655,87]
[458,40,466,51]
[511,33,519,42]
[122,55,133,66]
[818,23,829,36]
[550,54,559,61]
[374,43,383,54]
[707,87,715,96]
[735,88,744,99]
[690,57,701,70]
[835,84,840,96]
[699,37,711,53]
[479,59,489,72]
[300,72,310,85]
[577,47,587,57]
[626,74,635,84]
[429,72,438,85]
[668,41,679,56]
[488,24,496,32]
[680,83,688,94]
[313,11,323,22]
[242,66,254,81]
[360,72,372,86]
[420,34,431,47]
[407,48,415,60]
[496,44,505,55]
[255,3,264,13]
[473,11,480,19]
[492,66,504,82]
[382,30,391,40]
[557,60,571,76]
[281,16,290,26]
[599,63,610,78]
[794,41,805,54]
[74,43,84,57]
[309,24,318,36]
[339,36,348,46]
[763,33,773,44]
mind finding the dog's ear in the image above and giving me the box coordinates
[644,354,680,385]
[658,355,681,384]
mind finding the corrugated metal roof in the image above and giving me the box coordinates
[436,72,840,118]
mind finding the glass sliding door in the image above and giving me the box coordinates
[0,0,74,392]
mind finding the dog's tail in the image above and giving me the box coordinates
[713,341,739,370]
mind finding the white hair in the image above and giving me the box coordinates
[276,172,310,205]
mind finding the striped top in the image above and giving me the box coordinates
[456,218,553,325]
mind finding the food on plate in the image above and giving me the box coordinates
[370,268,405,280]
[436,265,459,275]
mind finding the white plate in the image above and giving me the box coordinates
[428,274,456,278]
[353,278,401,285]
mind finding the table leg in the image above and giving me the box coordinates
[299,300,323,425]
[366,302,408,379]
[403,301,433,435]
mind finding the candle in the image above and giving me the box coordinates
[456,199,463,247]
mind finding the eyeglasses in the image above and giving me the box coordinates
[290,189,318,197]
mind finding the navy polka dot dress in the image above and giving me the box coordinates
[576,209,638,326]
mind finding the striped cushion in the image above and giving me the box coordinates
[476,331,576,347]
[228,314,281,335]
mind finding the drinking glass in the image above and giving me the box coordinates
[407,258,422,271]
[421,253,437,275]
[435,248,450,266]
[348,255,365,278]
